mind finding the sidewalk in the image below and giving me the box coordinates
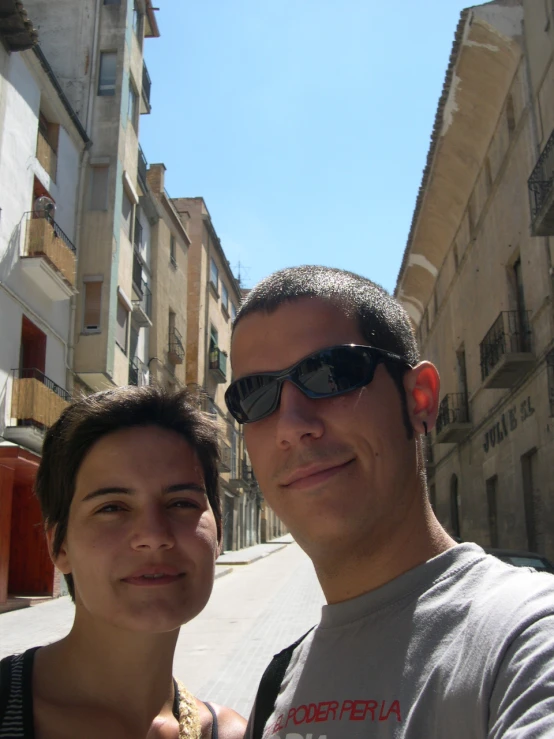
[216,533,294,566]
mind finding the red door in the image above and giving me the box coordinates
[8,481,53,596]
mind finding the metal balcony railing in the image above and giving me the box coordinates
[132,277,152,319]
[129,356,148,386]
[9,368,70,429]
[36,130,57,181]
[435,393,470,437]
[480,311,532,381]
[138,145,148,189]
[23,212,77,286]
[168,326,185,364]
[528,129,554,235]
[142,61,151,109]
[219,439,232,472]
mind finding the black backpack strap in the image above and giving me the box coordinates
[0,655,14,723]
[251,627,315,739]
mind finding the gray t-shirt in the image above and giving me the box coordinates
[247,544,554,738]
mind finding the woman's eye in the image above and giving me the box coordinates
[96,503,124,514]
[171,499,200,510]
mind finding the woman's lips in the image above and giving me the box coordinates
[122,573,186,586]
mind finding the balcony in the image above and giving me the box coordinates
[209,347,227,383]
[21,214,77,300]
[480,311,534,389]
[4,369,70,453]
[230,457,255,493]
[435,393,472,444]
[138,146,148,190]
[141,61,151,113]
[168,326,184,365]
[36,130,57,181]
[129,356,149,386]
[219,440,232,473]
[528,129,554,236]
[132,276,152,327]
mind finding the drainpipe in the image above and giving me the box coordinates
[521,19,554,307]
[67,144,91,395]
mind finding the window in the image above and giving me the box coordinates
[121,191,133,238]
[83,279,103,331]
[98,52,117,96]
[210,325,218,352]
[230,303,237,323]
[209,258,219,291]
[221,283,229,312]
[116,298,129,352]
[90,166,109,210]
[170,235,176,267]
[132,1,143,39]
[127,80,138,129]
[103,0,120,4]
[20,316,46,374]
[134,213,143,250]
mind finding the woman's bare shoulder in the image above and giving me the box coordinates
[209,702,247,739]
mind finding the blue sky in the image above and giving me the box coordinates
[140,0,471,293]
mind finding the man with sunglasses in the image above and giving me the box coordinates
[226,266,554,739]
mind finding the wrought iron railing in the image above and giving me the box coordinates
[142,61,151,107]
[138,145,148,188]
[129,356,148,386]
[480,310,532,381]
[132,277,152,318]
[219,440,232,471]
[168,326,185,362]
[435,393,470,437]
[528,129,554,219]
[25,212,76,254]
[9,368,70,429]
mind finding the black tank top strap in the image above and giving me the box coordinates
[203,701,218,739]
[172,678,180,719]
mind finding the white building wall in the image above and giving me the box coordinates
[0,49,83,437]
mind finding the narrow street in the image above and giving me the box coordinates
[0,541,324,719]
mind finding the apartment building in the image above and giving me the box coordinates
[0,4,89,603]
[172,197,286,549]
[396,0,554,559]
[142,163,190,390]
[25,0,159,394]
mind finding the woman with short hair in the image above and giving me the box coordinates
[0,385,246,739]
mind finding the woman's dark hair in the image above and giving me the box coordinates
[234,266,420,438]
[36,385,222,600]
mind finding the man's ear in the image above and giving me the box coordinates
[45,526,72,575]
[403,361,440,435]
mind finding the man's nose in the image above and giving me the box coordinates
[275,381,325,449]
[130,506,175,551]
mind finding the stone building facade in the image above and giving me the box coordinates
[396,0,554,560]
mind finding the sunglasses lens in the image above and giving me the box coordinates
[230,375,280,423]
[299,346,372,395]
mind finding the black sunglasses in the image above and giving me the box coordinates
[225,344,412,424]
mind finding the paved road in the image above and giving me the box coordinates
[0,542,324,718]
